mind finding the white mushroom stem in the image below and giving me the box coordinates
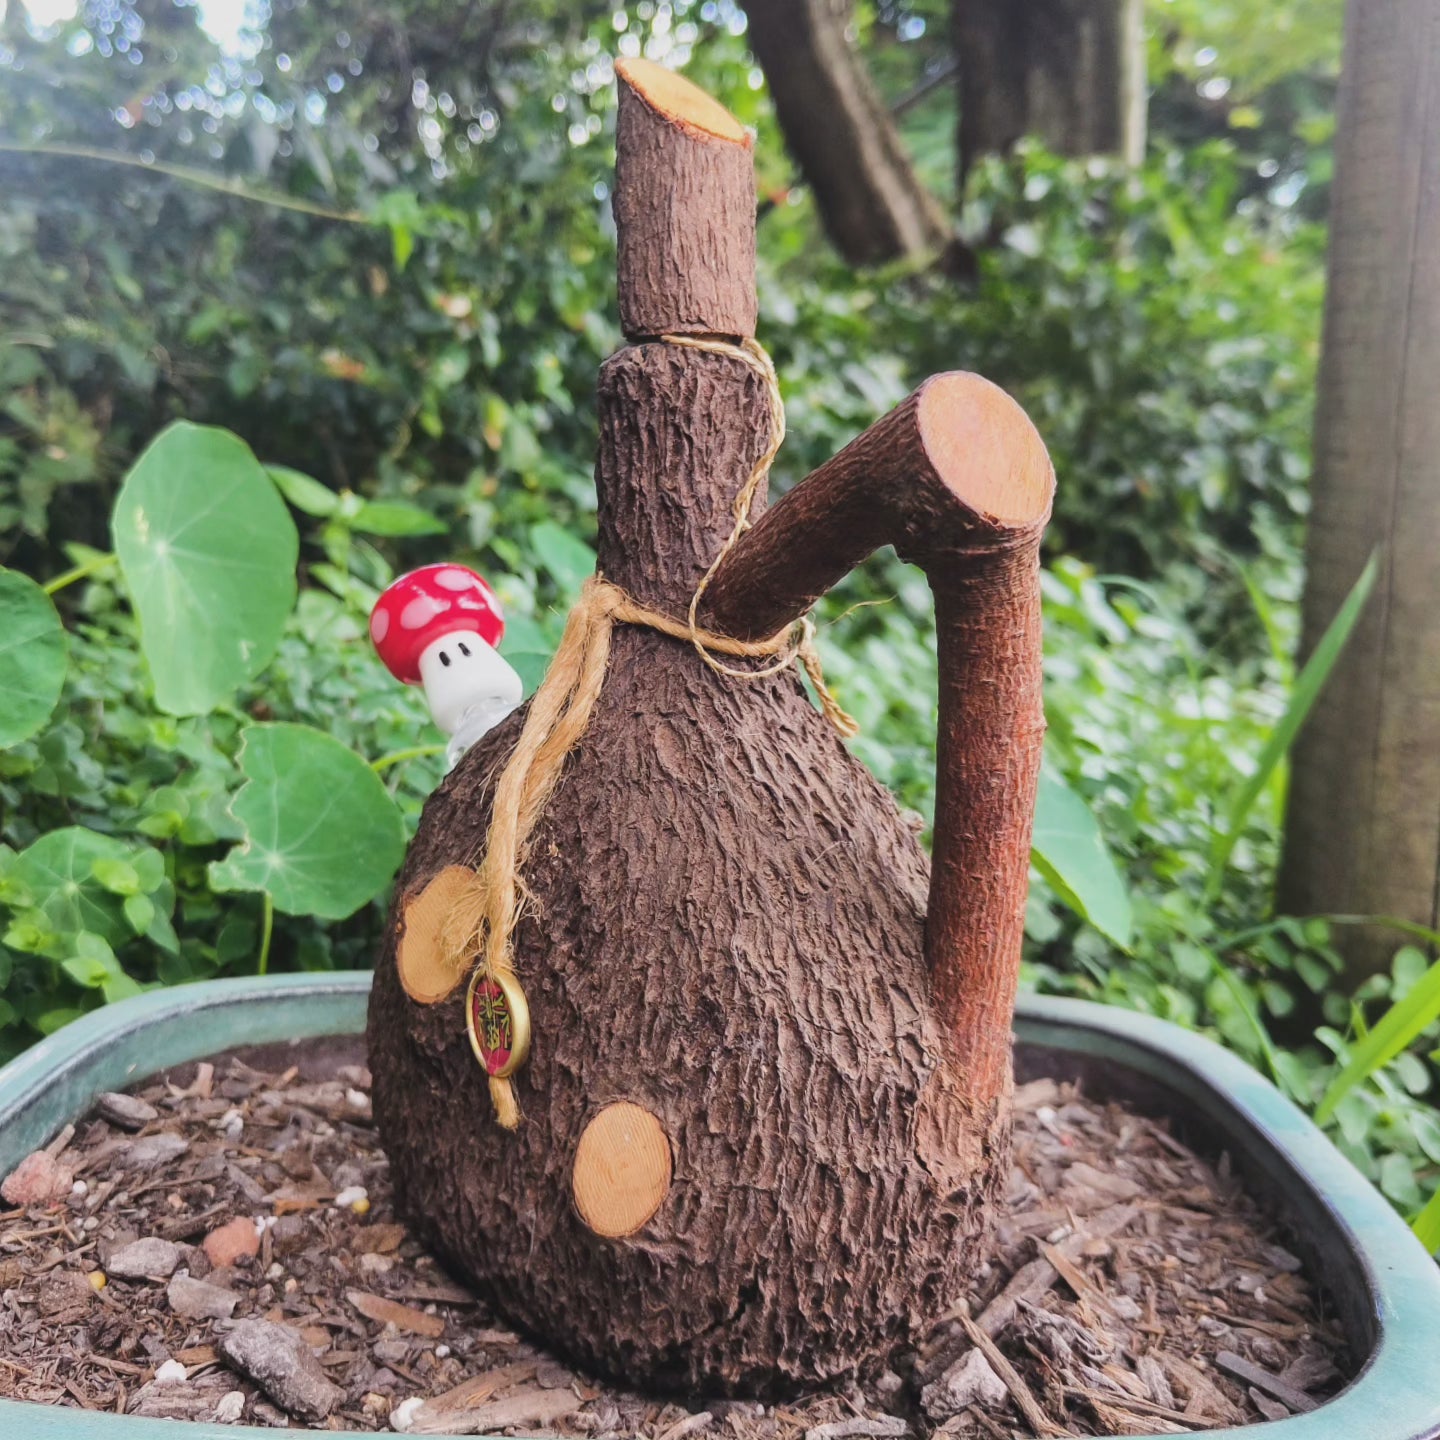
[417,631,523,767]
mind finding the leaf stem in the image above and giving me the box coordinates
[1,143,366,223]
[1222,912,1440,951]
[44,552,117,595]
[258,894,275,977]
[370,743,445,773]
[1210,955,1283,1085]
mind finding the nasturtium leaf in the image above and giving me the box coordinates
[209,723,407,920]
[12,828,135,946]
[1031,771,1133,949]
[113,423,299,715]
[0,569,67,748]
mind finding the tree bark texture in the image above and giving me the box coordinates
[952,0,1146,185]
[746,0,950,265]
[369,60,1050,1395]
[1278,0,1440,981]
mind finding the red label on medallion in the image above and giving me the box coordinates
[470,977,515,1075]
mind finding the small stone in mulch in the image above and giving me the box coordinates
[921,1348,1007,1418]
[218,1318,343,1421]
[107,1237,183,1279]
[0,1149,72,1206]
[168,1272,240,1320]
[96,1091,160,1130]
[126,1132,190,1168]
[214,1390,245,1423]
[203,1215,260,1268]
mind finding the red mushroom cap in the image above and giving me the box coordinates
[370,564,506,685]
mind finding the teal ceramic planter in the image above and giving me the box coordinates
[0,973,1437,1440]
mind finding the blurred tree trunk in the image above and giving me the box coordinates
[746,0,950,265]
[1278,0,1440,982]
[952,0,1146,185]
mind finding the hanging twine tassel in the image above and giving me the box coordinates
[445,336,856,1128]
[489,1077,520,1129]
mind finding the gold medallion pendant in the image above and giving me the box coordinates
[465,966,531,1079]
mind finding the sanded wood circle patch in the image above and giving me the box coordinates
[396,865,475,1004]
[572,1102,673,1238]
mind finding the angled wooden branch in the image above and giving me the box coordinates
[700,374,1055,1104]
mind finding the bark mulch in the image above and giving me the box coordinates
[0,1038,1350,1436]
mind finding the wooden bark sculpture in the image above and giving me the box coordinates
[368,58,1054,1396]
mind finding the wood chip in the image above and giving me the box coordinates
[414,1362,536,1418]
[803,1420,909,1440]
[954,1300,1067,1438]
[346,1288,446,1338]
[657,1411,715,1440]
[353,1222,407,1255]
[409,1385,581,1435]
[1216,1350,1318,1413]
[95,1093,160,1131]
[1135,1354,1175,1409]
[977,1201,1140,1338]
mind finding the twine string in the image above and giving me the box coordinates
[449,335,856,1127]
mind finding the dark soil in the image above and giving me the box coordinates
[0,1037,1350,1435]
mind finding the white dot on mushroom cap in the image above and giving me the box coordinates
[457,593,503,621]
[400,593,447,630]
[435,567,479,592]
[371,609,390,643]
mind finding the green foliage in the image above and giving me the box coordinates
[0,570,66,746]
[211,724,408,921]
[1414,1187,1440,1255]
[1317,945,1440,1125]
[0,417,439,1060]
[1204,551,1378,900]
[113,424,299,715]
[1032,771,1133,949]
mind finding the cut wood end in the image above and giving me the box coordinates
[396,865,477,1004]
[616,57,750,146]
[918,373,1054,528]
[571,1101,673,1238]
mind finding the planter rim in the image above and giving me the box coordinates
[0,973,1432,1440]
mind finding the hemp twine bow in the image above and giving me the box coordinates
[445,336,857,1128]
